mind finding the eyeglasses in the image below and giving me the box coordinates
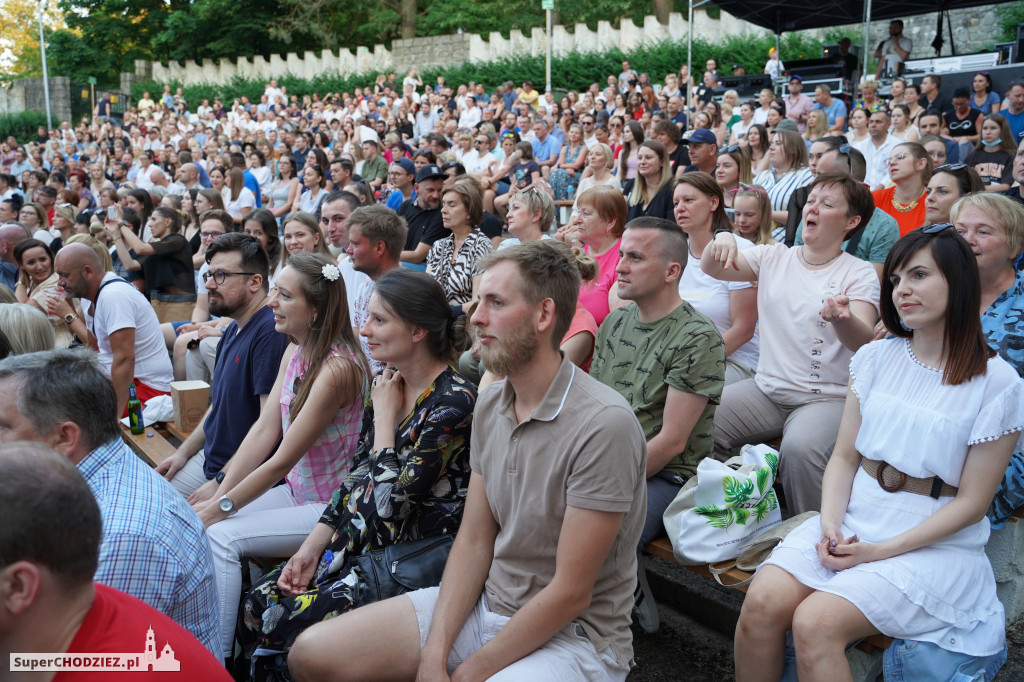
[203,270,256,284]
[718,145,740,154]
[200,231,225,239]
[933,163,967,172]
[474,140,488,145]
[921,222,954,234]
[581,120,594,125]
[609,122,623,128]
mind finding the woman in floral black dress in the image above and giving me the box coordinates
[236,270,475,680]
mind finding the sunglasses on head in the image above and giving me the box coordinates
[921,222,954,234]
[933,163,967,172]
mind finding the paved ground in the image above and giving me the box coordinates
[625,555,1024,681]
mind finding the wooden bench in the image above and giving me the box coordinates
[554,199,574,226]
[643,536,895,653]
[120,423,176,467]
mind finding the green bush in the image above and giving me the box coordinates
[130,31,839,104]
[0,110,49,144]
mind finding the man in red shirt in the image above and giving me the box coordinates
[0,441,230,681]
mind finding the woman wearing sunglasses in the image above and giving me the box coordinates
[735,223,1022,682]
[924,163,984,224]
[715,145,753,209]
[950,194,1024,531]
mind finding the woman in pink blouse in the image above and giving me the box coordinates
[193,252,370,659]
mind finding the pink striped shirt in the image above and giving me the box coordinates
[280,345,364,503]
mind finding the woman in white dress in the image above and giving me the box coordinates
[734,225,1024,682]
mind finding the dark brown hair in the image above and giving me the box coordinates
[880,228,993,385]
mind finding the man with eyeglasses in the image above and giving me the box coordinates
[578,115,597,142]
[156,233,290,499]
[384,157,417,211]
[460,131,498,177]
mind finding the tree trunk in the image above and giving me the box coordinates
[652,0,671,25]
[400,0,417,38]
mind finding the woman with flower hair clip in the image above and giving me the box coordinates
[191,251,371,661]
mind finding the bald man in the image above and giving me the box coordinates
[0,222,30,291]
[52,244,172,417]
[177,162,202,192]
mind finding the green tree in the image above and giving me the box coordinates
[152,0,314,63]
[46,0,184,86]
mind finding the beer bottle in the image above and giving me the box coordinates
[127,383,144,435]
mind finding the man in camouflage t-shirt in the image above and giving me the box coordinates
[591,217,725,552]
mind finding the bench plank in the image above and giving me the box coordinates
[120,423,175,468]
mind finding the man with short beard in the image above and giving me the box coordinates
[155,232,289,498]
[287,240,647,682]
[590,216,725,634]
[398,164,447,266]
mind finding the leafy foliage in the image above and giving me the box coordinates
[756,466,770,494]
[723,475,754,506]
[997,2,1024,44]
[694,505,733,530]
[764,451,779,480]
[752,494,778,522]
[0,110,50,144]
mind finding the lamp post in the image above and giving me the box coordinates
[37,0,52,130]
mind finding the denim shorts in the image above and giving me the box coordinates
[780,633,1006,682]
[883,639,1007,682]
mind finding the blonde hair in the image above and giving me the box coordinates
[628,140,672,207]
[0,303,55,354]
[950,192,1024,259]
[732,187,774,245]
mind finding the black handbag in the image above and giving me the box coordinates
[353,534,454,604]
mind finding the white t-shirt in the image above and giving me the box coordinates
[679,236,759,371]
[743,244,879,404]
[83,273,174,391]
[226,187,256,219]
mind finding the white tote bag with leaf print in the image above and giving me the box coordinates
[662,444,783,566]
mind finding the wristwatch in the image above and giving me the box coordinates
[218,495,237,516]
[215,470,226,484]
[64,313,78,325]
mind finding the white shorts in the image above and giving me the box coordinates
[405,586,629,681]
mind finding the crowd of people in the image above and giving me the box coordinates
[0,47,1023,682]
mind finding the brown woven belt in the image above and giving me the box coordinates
[861,459,958,499]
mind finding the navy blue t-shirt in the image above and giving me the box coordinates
[202,305,290,478]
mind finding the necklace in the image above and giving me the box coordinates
[890,189,923,213]
[799,246,841,267]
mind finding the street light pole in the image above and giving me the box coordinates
[37,0,52,130]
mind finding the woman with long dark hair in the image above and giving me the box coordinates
[735,225,1022,682]
[235,269,475,678]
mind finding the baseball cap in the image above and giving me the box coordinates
[415,164,446,183]
[393,157,415,174]
[775,119,799,133]
[789,74,803,82]
[681,128,718,146]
